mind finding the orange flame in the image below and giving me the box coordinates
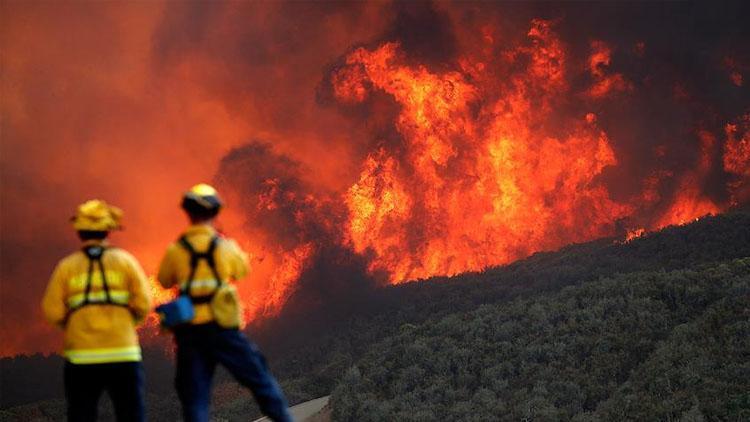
[587,40,632,98]
[624,228,646,243]
[259,242,314,316]
[330,20,739,283]
[336,23,637,282]
[723,115,750,206]
[724,117,750,177]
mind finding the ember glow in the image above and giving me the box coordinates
[1,1,748,356]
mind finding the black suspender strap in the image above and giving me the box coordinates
[178,235,222,304]
[178,236,198,292]
[84,246,113,304]
[83,245,108,306]
[82,254,96,307]
[67,245,128,317]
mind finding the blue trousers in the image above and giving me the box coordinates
[174,323,292,422]
[64,361,145,422]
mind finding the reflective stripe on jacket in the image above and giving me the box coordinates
[157,224,248,324]
[67,290,131,308]
[41,240,151,364]
[64,345,142,364]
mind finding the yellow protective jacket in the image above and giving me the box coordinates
[41,240,151,364]
[157,224,249,325]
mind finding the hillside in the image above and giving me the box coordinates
[260,211,750,409]
[2,211,749,420]
[330,258,750,420]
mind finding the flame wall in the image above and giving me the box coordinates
[1,1,748,356]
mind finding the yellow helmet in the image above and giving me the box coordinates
[182,183,223,217]
[71,199,123,231]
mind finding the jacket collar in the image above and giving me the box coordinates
[184,223,217,236]
[81,239,109,248]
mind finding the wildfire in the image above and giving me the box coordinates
[325,19,745,283]
[724,116,750,178]
[195,19,750,320]
[587,40,632,98]
[334,22,633,282]
[723,115,750,206]
[624,228,646,243]
[260,242,314,316]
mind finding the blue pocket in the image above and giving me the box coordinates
[156,296,195,327]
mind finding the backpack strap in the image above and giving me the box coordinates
[82,245,109,306]
[66,245,129,317]
[178,235,222,304]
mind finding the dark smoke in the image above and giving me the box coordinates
[216,143,318,249]
[215,142,381,320]
[387,1,457,68]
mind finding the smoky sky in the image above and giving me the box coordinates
[1,0,748,356]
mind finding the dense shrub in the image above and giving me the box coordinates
[331,259,750,420]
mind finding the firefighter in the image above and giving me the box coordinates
[157,184,292,422]
[42,199,152,422]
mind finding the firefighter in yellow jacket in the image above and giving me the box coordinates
[42,199,151,422]
[157,184,291,422]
